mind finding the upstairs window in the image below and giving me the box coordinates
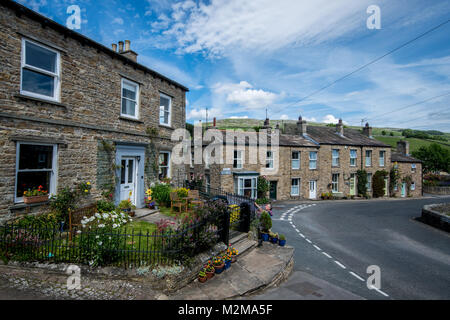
[266,151,274,169]
[309,151,317,170]
[21,39,60,102]
[233,150,243,169]
[350,149,357,167]
[159,93,172,126]
[332,149,340,167]
[159,151,171,179]
[365,150,372,167]
[411,164,417,173]
[291,151,300,169]
[379,151,385,167]
[121,79,139,119]
[15,142,57,203]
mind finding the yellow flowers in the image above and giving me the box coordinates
[229,204,240,224]
[146,188,152,196]
[87,181,91,185]
[84,189,89,193]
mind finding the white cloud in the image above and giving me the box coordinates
[151,14,171,31]
[280,114,290,120]
[187,107,222,121]
[164,0,372,56]
[112,17,124,25]
[213,81,279,110]
[230,116,249,119]
[322,115,341,124]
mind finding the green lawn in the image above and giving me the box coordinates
[374,136,450,153]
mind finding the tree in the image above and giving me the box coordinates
[372,170,388,198]
[381,130,386,136]
[412,143,450,173]
[357,170,368,197]
[389,132,394,136]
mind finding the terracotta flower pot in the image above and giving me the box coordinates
[198,276,207,283]
[206,270,215,279]
[23,195,48,204]
[231,255,237,263]
[214,263,225,274]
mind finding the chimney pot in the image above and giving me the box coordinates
[118,41,124,52]
[362,122,372,138]
[336,119,344,136]
[111,43,117,52]
[397,140,410,156]
[125,40,131,51]
[297,115,307,136]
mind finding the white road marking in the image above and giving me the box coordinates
[299,233,305,238]
[368,286,390,297]
[305,239,312,243]
[349,271,365,282]
[334,260,346,269]
[322,252,332,259]
[313,245,322,251]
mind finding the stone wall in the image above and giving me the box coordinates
[391,162,422,197]
[0,6,186,223]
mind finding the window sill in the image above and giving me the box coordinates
[10,201,49,211]
[119,116,144,123]
[15,93,67,109]
[159,123,173,129]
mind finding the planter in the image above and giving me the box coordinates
[214,263,225,274]
[270,237,278,244]
[129,211,135,217]
[224,259,231,270]
[278,239,286,246]
[206,270,215,279]
[23,195,49,204]
[198,276,207,283]
[261,233,269,241]
[231,255,237,263]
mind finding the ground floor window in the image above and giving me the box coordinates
[291,178,300,196]
[159,151,171,180]
[366,173,372,191]
[205,174,210,193]
[411,182,416,191]
[235,176,257,199]
[15,142,57,203]
[332,173,339,193]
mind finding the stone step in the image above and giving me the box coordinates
[234,238,257,258]
[229,232,248,246]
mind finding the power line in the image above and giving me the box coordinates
[272,17,450,116]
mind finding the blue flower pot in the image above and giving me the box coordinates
[270,237,278,244]
[261,233,269,241]
[279,240,286,246]
[215,264,224,274]
[224,260,231,270]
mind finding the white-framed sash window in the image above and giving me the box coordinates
[366,173,372,191]
[235,176,257,199]
[266,151,274,169]
[292,151,300,169]
[21,38,61,102]
[379,150,385,167]
[350,149,357,167]
[233,150,243,169]
[15,142,58,203]
[291,178,300,196]
[159,93,172,126]
[309,151,317,169]
[332,173,339,193]
[159,151,171,179]
[365,150,372,167]
[121,78,139,119]
[332,149,340,167]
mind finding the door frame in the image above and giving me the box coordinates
[269,180,277,200]
[309,180,317,199]
[115,144,146,208]
[119,157,138,205]
[349,174,356,196]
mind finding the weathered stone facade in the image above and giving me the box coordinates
[188,119,423,201]
[0,1,187,223]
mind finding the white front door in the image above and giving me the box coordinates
[120,157,137,205]
[401,182,406,198]
[309,180,317,199]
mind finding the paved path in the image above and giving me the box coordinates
[260,197,450,300]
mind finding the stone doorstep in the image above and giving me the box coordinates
[233,239,257,259]
[134,208,159,219]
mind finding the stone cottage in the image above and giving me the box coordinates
[0,0,188,223]
[391,140,423,197]
[189,117,422,201]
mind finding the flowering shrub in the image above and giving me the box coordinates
[23,185,48,197]
[174,187,189,198]
[151,183,172,207]
[77,211,132,266]
[212,256,223,267]
[229,204,240,225]
[227,245,238,256]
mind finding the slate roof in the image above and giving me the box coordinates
[391,152,422,163]
[305,126,391,147]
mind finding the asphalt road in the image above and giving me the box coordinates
[261,196,450,300]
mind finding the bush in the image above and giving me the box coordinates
[174,187,189,198]
[151,183,172,207]
[357,170,368,197]
[256,197,270,205]
[96,200,116,213]
[372,170,388,198]
[260,211,272,232]
[257,176,270,199]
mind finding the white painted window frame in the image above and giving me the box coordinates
[332,149,340,167]
[291,151,300,170]
[309,151,317,170]
[159,151,171,179]
[236,176,257,199]
[20,38,61,102]
[291,178,300,196]
[15,142,58,204]
[332,173,339,193]
[266,151,274,169]
[350,149,357,167]
[365,150,372,167]
[159,92,172,127]
[233,150,243,169]
[379,150,385,167]
[120,78,140,120]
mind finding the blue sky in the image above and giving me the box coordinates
[18,0,450,131]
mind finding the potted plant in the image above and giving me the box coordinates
[223,253,232,270]
[145,188,156,209]
[23,185,49,204]
[205,261,215,279]
[278,234,286,246]
[118,199,136,217]
[260,211,272,241]
[269,231,278,244]
[213,256,225,274]
[227,246,238,263]
[198,269,207,283]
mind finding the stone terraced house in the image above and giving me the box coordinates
[0,0,188,223]
[189,117,423,201]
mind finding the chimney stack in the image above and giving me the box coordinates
[336,119,344,136]
[397,140,410,156]
[117,40,138,62]
[297,116,307,136]
[118,41,124,53]
[125,40,131,51]
[213,117,216,128]
[111,43,117,52]
[362,122,372,138]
